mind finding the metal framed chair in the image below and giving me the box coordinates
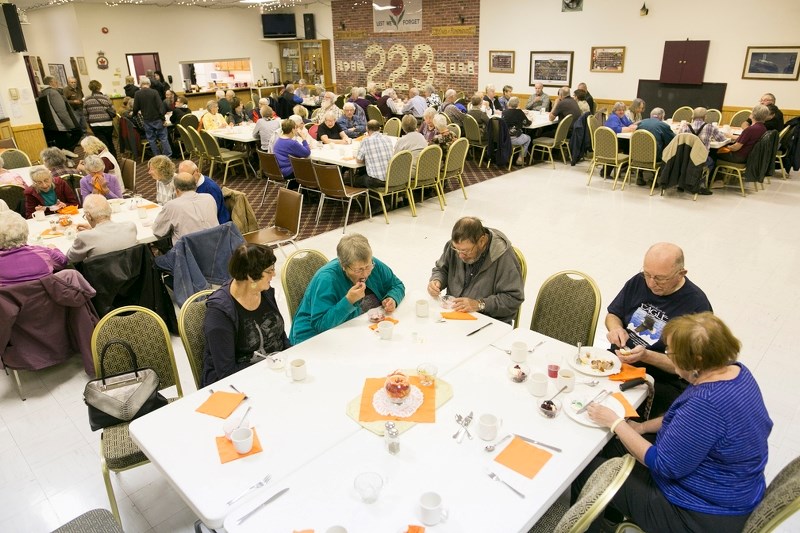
[671,106,693,123]
[257,150,290,207]
[289,155,322,198]
[775,124,793,180]
[440,137,469,202]
[90,306,183,527]
[0,137,18,150]
[0,184,25,215]
[462,113,488,166]
[244,187,303,257]
[729,109,751,128]
[585,114,599,160]
[51,508,124,533]
[1,148,32,169]
[281,249,329,319]
[529,270,601,347]
[311,162,371,233]
[620,129,662,191]
[530,455,635,533]
[58,173,83,204]
[446,123,461,138]
[512,247,527,329]
[741,456,800,533]
[649,133,710,200]
[529,113,574,168]
[199,130,249,185]
[368,150,413,224]
[177,289,214,390]
[383,117,402,137]
[366,104,385,126]
[408,144,444,215]
[712,130,777,197]
[587,127,629,187]
[180,112,200,131]
[486,117,523,170]
[119,157,136,195]
[185,125,207,170]
[705,109,722,124]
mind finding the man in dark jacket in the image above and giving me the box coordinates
[37,76,83,150]
[133,78,172,157]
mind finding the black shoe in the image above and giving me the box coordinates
[697,188,713,195]
[636,177,646,186]
[676,186,684,192]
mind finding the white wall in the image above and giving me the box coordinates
[478,0,800,108]
[0,48,40,124]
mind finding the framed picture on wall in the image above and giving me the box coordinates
[488,50,515,74]
[741,46,800,80]
[48,63,68,87]
[529,51,573,87]
[77,56,88,76]
[590,46,625,73]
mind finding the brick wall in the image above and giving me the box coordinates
[331,0,479,96]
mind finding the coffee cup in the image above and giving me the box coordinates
[223,417,251,440]
[476,413,501,441]
[137,206,147,219]
[377,320,394,340]
[415,299,429,318]
[510,341,528,363]
[419,491,448,526]
[289,359,307,381]
[231,427,253,454]
[527,373,548,397]
[326,527,348,533]
[111,201,122,213]
[32,210,45,220]
[557,368,576,393]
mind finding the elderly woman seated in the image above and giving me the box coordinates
[289,234,405,345]
[717,104,769,164]
[79,155,122,203]
[419,106,438,143]
[78,135,121,183]
[201,99,229,131]
[625,98,646,123]
[147,155,176,205]
[40,146,75,179]
[24,167,79,219]
[0,210,67,285]
[575,312,772,532]
[202,244,290,386]
[430,114,457,159]
[605,101,637,134]
[501,97,532,166]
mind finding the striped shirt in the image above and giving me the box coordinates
[644,363,772,515]
[678,119,727,150]
[356,132,394,182]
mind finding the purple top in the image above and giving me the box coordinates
[79,173,123,203]
[0,246,68,286]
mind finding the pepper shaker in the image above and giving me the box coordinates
[384,422,400,455]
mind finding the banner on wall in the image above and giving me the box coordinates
[373,0,422,33]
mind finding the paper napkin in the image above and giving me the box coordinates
[494,436,552,479]
[196,391,246,418]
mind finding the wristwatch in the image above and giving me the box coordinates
[477,299,486,312]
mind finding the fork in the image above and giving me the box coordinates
[227,474,272,505]
[491,340,545,354]
[488,471,525,498]
[230,384,249,399]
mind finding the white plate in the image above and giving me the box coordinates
[564,392,625,428]
[568,347,621,377]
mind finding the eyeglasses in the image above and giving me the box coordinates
[347,262,374,275]
[451,241,478,256]
[640,269,682,284]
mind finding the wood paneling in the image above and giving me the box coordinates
[11,123,47,164]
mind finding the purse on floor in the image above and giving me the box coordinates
[84,340,168,431]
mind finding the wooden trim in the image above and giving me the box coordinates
[11,123,47,164]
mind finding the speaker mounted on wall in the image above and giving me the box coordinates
[303,13,316,40]
[2,4,27,53]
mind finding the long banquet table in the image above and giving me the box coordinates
[129,301,647,532]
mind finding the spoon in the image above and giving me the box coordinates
[540,386,568,411]
[236,406,252,429]
[575,341,583,364]
[579,379,600,387]
[484,434,512,452]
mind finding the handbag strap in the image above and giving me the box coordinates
[98,340,140,381]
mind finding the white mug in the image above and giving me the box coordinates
[476,413,501,441]
[223,417,251,441]
[510,341,528,363]
[420,491,448,526]
[326,527,348,533]
[137,206,147,219]
[231,427,253,454]
[377,320,394,340]
[32,210,45,220]
[557,369,576,393]
[527,373,548,397]
[415,299,429,318]
[289,359,307,381]
[111,202,122,213]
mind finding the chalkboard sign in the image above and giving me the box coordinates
[636,79,727,117]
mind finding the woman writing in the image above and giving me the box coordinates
[79,155,122,202]
[580,312,772,532]
[202,244,290,386]
[289,234,405,344]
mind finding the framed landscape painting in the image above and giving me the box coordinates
[529,51,573,87]
[590,46,625,73]
[742,46,800,80]
[489,50,515,74]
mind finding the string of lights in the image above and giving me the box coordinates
[19,0,327,13]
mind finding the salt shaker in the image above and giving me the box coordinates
[384,422,400,455]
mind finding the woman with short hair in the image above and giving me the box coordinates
[717,104,770,164]
[430,113,456,159]
[39,147,73,179]
[201,100,228,130]
[78,135,121,184]
[419,107,438,143]
[202,244,290,386]
[79,154,122,203]
[501,96,531,166]
[24,167,79,218]
[289,233,405,344]
[147,155,176,205]
[0,210,67,285]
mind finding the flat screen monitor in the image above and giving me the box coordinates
[262,14,296,39]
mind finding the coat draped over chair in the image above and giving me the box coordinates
[659,134,707,193]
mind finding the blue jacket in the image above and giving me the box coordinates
[196,175,231,225]
[604,113,633,134]
[289,257,405,344]
[154,222,245,307]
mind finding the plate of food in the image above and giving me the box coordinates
[564,391,625,428]
[568,347,621,377]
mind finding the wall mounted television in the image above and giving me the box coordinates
[262,14,296,39]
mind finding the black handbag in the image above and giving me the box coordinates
[84,340,168,431]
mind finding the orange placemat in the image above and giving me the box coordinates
[57,205,79,215]
[611,392,640,418]
[358,376,435,423]
[608,363,646,382]
[215,428,263,463]
[494,436,553,479]
[368,316,399,330]
[440,311,477,320]
[196,391,245,418]
[140,202,159,209]
[40,228,64,238]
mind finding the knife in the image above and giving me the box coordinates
[576,390,610,415]
[515,434,562,453]
[237,487,290,525]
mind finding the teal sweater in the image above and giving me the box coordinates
[289,257,405,344]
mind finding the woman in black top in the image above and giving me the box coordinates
[500,96,531,166]
[202,244,290,386]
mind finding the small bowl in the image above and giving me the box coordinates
[367,306,386,323]
[539,398,562,419]
[507,363,530,383]
[439,294,456,309]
